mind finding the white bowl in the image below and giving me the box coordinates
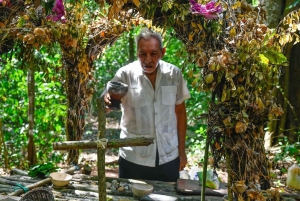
[131,183,153,197]
[50,172,72,187]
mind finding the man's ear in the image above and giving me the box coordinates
[161,47,166,58]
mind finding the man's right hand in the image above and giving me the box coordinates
[104,92,112,113]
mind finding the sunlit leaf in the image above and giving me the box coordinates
[221,89,226,102]
[264,50,287,64]
[189,32,195,41]
[229,27,236,37]
[259,54,269,65]
[132,0,140,7]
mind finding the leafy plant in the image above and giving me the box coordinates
[274,137,300,163]
[28,162,59,178]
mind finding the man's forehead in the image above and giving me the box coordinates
[138,37,160,45]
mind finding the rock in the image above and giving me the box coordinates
[118,186,125,191]
[106,182,112,189]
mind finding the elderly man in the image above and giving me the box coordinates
[104,28,190,182]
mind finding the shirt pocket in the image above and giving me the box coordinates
[161,130,178,155]
[162,86,177,106]
[127,87,148,108]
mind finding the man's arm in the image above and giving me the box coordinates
[175,101,188,171]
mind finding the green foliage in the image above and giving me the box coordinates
[28,162,59,178]
[186,126,207,156]
[0,45,66,168]
[274,137,300,163]
[285,0,300,12]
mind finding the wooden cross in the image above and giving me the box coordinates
[53,98,154,201]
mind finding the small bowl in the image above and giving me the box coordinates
[50,172,72,187]
[131,183,153,197]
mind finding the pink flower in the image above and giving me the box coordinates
[190,0,222,19]
[46,0,66,23]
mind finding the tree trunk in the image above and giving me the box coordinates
[64,57,87,165]
[267,1,300,145]
[285,43,300,143]
[129,29,135,63]
[262,0,284,28]
[27,62,37,166]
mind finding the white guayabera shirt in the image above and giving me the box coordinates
[109,60,190,167]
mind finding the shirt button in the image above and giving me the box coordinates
[155,113,157,115]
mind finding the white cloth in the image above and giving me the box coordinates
[110,60,190,167]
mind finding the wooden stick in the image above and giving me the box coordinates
[0,184,12,188]
[10,168,29,176]
[97,97,106,201]
[0,175,41,183]
[53,137,154,150]
[8,166,77,196]
[53,184,133,197]
[0,177,31,187]
[0,188,14,193]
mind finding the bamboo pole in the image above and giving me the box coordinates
[53,137,154,150]
[97,97,106,201]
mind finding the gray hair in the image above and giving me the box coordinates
[135,28,164,49]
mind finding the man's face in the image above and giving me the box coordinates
[137,37,166,74]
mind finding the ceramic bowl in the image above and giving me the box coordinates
[49,172,72,187]
[107,81,128,98]
[131,183,153,197]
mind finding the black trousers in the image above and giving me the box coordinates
[118,153,180,182]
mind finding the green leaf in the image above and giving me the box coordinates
[263,50,287,64]
[262,31,276,46]
[259,54,269,65]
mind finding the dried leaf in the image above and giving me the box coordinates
[189,32,195,41]
[223,116,231,127]
[235,121,247,133]
[132,0,140,7]
[205,73,214,84]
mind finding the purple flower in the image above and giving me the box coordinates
[46,0,66,23]
[190,0,222,19]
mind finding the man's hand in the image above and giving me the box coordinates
[104,92,112,113]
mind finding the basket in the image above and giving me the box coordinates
[20,187,55,201]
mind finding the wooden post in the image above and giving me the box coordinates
[0,119,8,169]
[97,97,106,201]
[201,136,209,201]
